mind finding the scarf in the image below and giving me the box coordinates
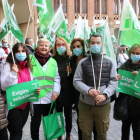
[2,47,8,54]
[35,49,51,66]
[16,61,30,110]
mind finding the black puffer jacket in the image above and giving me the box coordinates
[53,55,72,107]
[119,59,140,116]
[70,55,80,105]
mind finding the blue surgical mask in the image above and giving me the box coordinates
[15,53,27,61]
[31,43,34,48]
[3,43,8,47]
[90,45,101,54]
[57,46,66,55]
[131,54,140,62]
[73,48,83,56]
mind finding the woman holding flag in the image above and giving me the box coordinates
[1,43,40,140]
[53,37,72,140]
[117,44,140,140]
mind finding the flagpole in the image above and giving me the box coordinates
[24,2,34,42]
[98,16,108,90]
[116,0,122,48]
[34,6,36,46]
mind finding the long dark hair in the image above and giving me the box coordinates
[6,43,32,71]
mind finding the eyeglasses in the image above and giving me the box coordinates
[56,43,66,47]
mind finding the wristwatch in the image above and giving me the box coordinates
[103,94,108,99]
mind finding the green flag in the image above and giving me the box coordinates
[97,19,104,38]
[74,16,85,40]
[0,4,14,41]
[91,16,96,35]
[111,35,117,43]
[49,5,70,44]
[0,19,8,41]
[97,19,117,66]
[2,0,24,42]
[35,0,54,34]
[44,29,55,47]
[84,17,91,53]
[120,0,140,46]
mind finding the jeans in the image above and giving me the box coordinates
[57,105,72,133]
[7,103,29,140]
[31,104,52,140]
[121,115,140,140]
[0,127,8,140]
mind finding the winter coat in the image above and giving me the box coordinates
[53,54,73,107]
[119,59,140,116]
[0,93,8,130]
[73,53,118,105]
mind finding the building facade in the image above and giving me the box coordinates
[52,0,140,37]
[0,0,38,44]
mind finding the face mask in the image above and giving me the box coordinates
[3,43,8,47]
[31,43,34,48]
[15,53,27,61]
[131,54,140,62]
[90,45,101,54]
[73,48,83,56]
[57,46,66,55]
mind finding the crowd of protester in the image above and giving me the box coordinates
[0,34,140,140]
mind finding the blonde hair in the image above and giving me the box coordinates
[53,37,70,56]
[128,44,140,58]
[37,38,51,47]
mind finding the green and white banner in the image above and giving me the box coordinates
[49,4,70,44]
[6,80,39,110]
[116,69,140,99]
[74,16,85,40]
[91,16,96,35]
[131,70,140,93]
[120,0,140,46]
[35,0,54,34]
[2,0,24,42]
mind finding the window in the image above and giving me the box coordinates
[54,0,59,12]
[132,0,136,13]
[114,0,118,14]
[94,0,106,14]
[62,0,67,13]
[94,0,100,14]
[101,0,106,14]
[82,0,87,13]
[75,0,80,13]
[54,0,67,13]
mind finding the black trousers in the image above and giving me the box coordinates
[0,127,8,140]
[57,105,72,133]
[31,104,51,140]
[121,115,140,140]
[7,103,29,140]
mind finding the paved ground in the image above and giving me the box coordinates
[21,102,133,140]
